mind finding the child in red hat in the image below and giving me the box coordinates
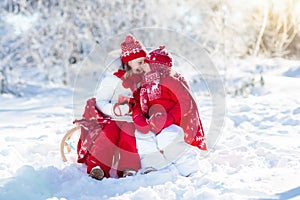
[76,34,147,180]
[131,45,207,176]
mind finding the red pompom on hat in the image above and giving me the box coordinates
[145,45,173,67]
[120,34,147,63]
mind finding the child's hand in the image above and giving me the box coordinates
[118,95,131,105]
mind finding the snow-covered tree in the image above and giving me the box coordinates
[1,0,300,96]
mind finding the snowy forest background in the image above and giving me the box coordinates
[1,0,300,96]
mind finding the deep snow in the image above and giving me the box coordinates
[1,58,300,200]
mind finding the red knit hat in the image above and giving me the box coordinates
[144,45,173,67]
[120,34,147,63]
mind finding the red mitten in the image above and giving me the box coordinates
[149,113,174,134]
[133,115,150,133]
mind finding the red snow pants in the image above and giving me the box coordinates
[86,121,141,178]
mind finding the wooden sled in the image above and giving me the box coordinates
[60,126,80,162]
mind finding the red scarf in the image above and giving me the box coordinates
[140,65,171,114]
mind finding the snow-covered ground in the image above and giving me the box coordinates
[0,58,300,200]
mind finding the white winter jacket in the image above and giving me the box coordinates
[95,74,132,120]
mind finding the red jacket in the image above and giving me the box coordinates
[132,68,207,150]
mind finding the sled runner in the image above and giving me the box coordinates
[60,126,81,162]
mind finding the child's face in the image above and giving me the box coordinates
[128,57,145,74]
[141,63,151,73]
